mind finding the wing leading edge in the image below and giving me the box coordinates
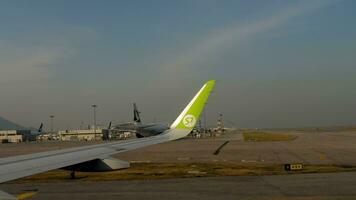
[0,80,215,199]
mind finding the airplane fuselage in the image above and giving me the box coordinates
[135,124,169,138]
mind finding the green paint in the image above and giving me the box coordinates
[175,80,216,129]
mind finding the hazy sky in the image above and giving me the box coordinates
[1,0,356,130]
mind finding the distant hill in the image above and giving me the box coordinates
[0,116,26,130]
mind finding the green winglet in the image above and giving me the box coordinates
[170,80,216,130]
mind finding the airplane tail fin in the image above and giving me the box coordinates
[108,121,112,129]
[170,80,216,132]
[133,103,141,123]
[38,123,43,133]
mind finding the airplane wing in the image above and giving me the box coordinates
[0,80,216,199]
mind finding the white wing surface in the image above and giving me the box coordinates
[0,80,216,199]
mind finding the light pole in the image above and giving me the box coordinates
[50,115,54,133]
[91,105,98,139]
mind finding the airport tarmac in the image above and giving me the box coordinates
[1,131,356,166]
[1,130,356,199]
[116,131,356,165]
[2,172,356,200]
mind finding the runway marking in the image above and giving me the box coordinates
[319,153,327,161]
[312,149,336,164]
[16,190,38,200]
[213,141,230,155]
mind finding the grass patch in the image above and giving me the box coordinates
[10,163,356,183]
[243,132,297,142]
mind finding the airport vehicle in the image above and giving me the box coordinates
[0,80,216,199]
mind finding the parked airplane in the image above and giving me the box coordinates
[22,123,44,142]
[133,103,141,123]
[0,80,216,199]
[112,102,169,138]
[128,103,169,138]
[30,123,43,136]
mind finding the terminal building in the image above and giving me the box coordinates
[0,130,24,143]
[58,129,104,141]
